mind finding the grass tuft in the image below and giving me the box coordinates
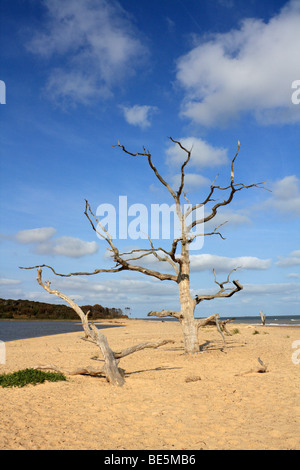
[0,368,66,388]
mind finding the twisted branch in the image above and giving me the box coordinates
[34,268,174,386]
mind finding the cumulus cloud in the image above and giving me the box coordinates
[204,210,251,230]
[165,137,228,168]
[190,253,271,272]
[259,175,300,217]
[176,0,300,126]
[267,175,300,215]
[241,281,300,297]
[35,236,99,258]
[171,173,211,193]
[27,0,147,105]
[276,249,300,267]
[15,227,57,244]
[54,276,177,303]
[0,278,22,286]
[287,273,300,279]
[14,227,98,258]
[121,104,158,128]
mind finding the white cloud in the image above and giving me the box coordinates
[272,175,300,215]
[194,281,300,302]
[53,276,178,304]
[176,0,300,126]
[14,227,98,258]
[121,104,158,128]
[276,249,300,267]
[287,273,300,279]
[15,227,57,244]
[166,137,228,168]
[204,209,251,230]
[0,278,22,286]
[171,173,211,193]
[190,253,271,272]
[267,175,300,215]
[36,236,99,258]
[241,281,300,297]
[27,0,147,105]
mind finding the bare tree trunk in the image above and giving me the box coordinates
[180,313,199,353]
[259,310,266,325]
[177,240,200,353]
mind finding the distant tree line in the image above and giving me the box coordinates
[0,298,128,320]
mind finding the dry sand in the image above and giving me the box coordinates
[0,318,299,450]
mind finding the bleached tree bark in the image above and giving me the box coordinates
[21,137,267,353]
[259,310,266,325]
[34,268,174,386]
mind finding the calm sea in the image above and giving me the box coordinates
[0,320,122,342]
[0,316,299,342]
[144,315,300,327]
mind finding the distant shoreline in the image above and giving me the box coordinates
[141,315,300,326]
[2,315,300,325]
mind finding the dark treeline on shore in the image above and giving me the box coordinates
[0,298,128,320]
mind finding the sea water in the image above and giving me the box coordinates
[0,320,122,342]
[0,316,299,343]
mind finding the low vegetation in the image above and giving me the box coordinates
[0,368,66,388]
[0,298,127,320]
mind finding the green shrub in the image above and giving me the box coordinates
[232,328,240,335]
[0,368,66,388]
[252,330,260,335]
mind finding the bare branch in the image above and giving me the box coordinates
[231,140,241,183]
[168,137,192,198]
[21,199,178,283]
[114,339,175,359]
[148,309,181,319]
[114,141,177,199]
[212,266,241,289]
[19,264,125,277]
[84,200,178,282]
[188,221,228,243]
[185,142,269,231]
[195,269,243,305]
[144,233,179,273]
[187,181,267,231]
[34,268,175,385]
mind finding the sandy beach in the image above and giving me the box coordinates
[0,318,299,450]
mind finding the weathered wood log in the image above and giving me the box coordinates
[199,317,235,336]
[114,339,175,359]
[33,364,108,377]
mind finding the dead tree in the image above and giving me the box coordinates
[259,310,266,325]
[21,138,266,353]
[33,268,174,386]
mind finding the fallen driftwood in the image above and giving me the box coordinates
[33,268,174,386]
[34,339,175,381]
[201,317,235,337]
[33,364,112,378]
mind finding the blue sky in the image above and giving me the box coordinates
[0,0,299,318]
